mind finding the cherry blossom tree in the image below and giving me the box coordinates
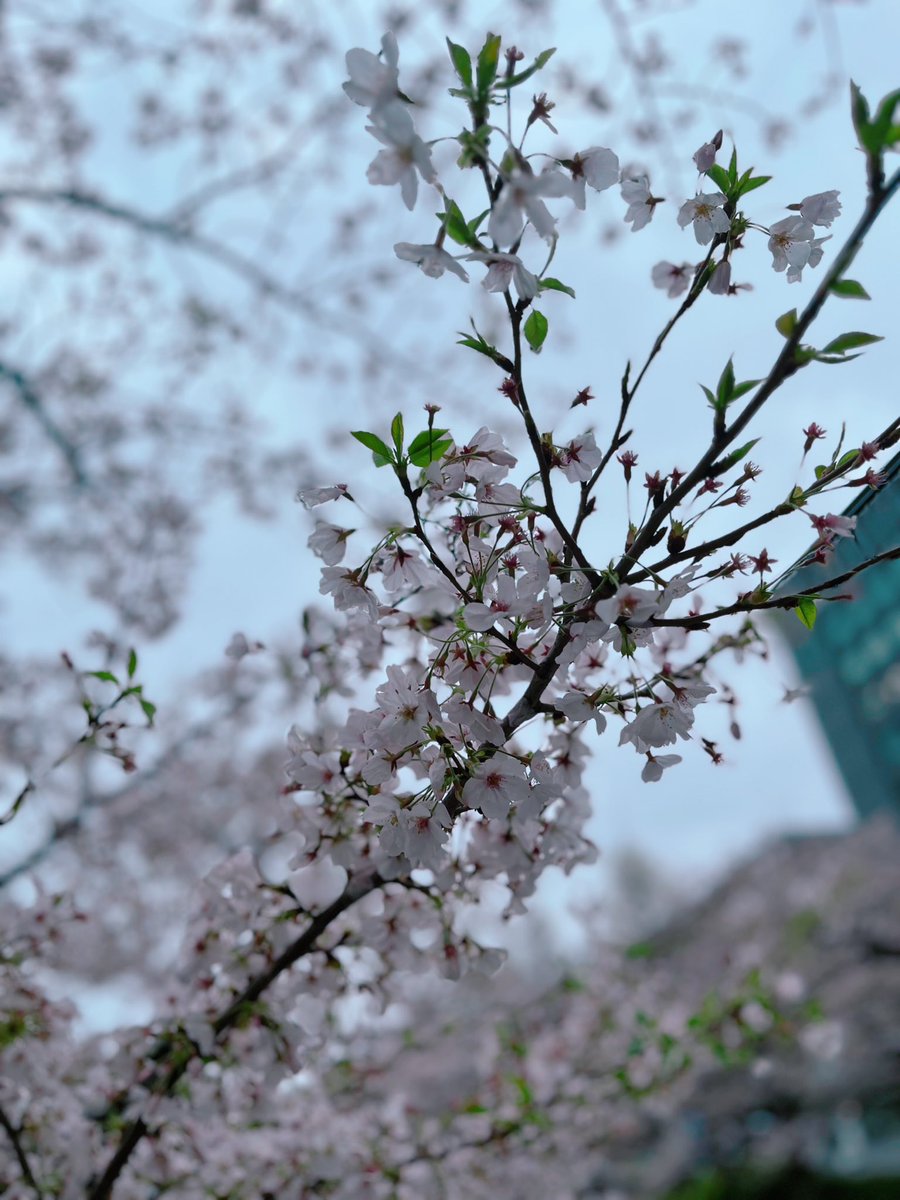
[1,7,898,1198]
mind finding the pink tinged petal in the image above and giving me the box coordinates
[799,190,841,227]
[707,260,731,294]
[581,147,619,192]
[462,602,497,631]
[488,192,525,247]
[524,196,557,241]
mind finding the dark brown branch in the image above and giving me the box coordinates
[620,164,900,578]
[0,1102,43,1198]
[86,870,380,1200]
[0,361,87,485]
[649,544,900,629]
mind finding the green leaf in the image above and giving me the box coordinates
[830,278,871,300]
[737,173,771,196]
[351,430,393,467]
[821,331,883,355]
[87,671,119,684]
[467,208,490,236]
[706,164,730,193]
[775,308,798,338]
[408,428,453,467]
[699,384,717,409]
[539,276,575,299]
[727,146,738,185]
[836,448,860,470]
[814,353,861,365]
[730,379,762,402]
[715,356,736,409]
[475,33,502,97]
[872,87,900,149]
[140,698,157,725]
[127,649,138,678]
[438,199,474,246]
[390,412,405,455]
[851,80,872,147]
[446,38,473,89]
[794,597,817,630]
[495,47,556,89]
[523,309,548,353]
[722,438,760,470]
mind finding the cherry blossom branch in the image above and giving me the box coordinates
[575,242,717,522]
[649,544,900,629]
[502,293,600,585]
[87,869,381,1200]
[621,164,900,577]
[0,1101,43,1198]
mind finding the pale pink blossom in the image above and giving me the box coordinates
[568,146,620,209]
[677,192,730,244]
[641,752,682,782]
[395,242,469,281]
[307,521,350,566]
[463,757,531,819]
[652,260,693,298]
[488,168,573,246]
[798,189,841,227]
[621,175,660,231]
[343,33,400,114]
[560,431,603,482]
[366,105,436,211]
[466,251,538,300]
[767,215,815,275]
[296,483,349,508]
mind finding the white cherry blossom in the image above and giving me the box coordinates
[652,260,693,298]
[798,189,841,227]
[488,168,573,246]
[394,242,469,281]
[767,215,815,274]
[365,105,436,211]
[621,175,660,231]
[466,251,538,300]
[677,191,730,244]
[343,33,400,114]
[568,146,620,209]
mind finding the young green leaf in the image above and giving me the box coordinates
[539,276,576,299]
[794,597,817,630]
[720,438,760,471]
[446,38,473,89]
[351,430,393,467]
[821,331,883,355]
[495,47,556,89]
[408,428,453,467]
[775,308,798,338]
[438,199,474,246]
[523,309,548,353]
[390,412,405,455]
[475,33,502,97]
[830,278,871,300]
[730,379,762,402]
[140,698,157,725]
[87,671,119,684]
[706,164,730,194]
[736,173,771,197]
[127,649,138,678]
[715,357,736,409]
